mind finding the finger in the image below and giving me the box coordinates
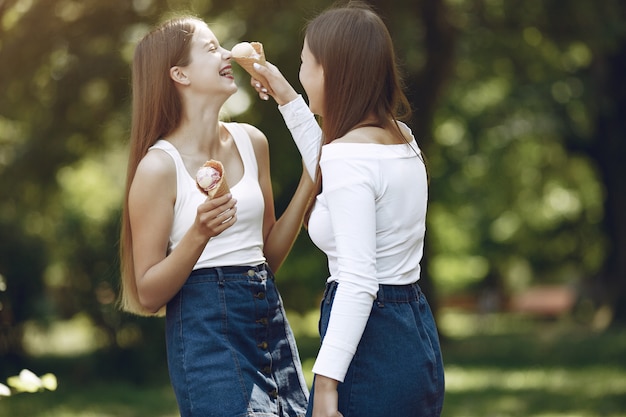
[201,193,230,208]
[216,212,237,231]
[199,207,236,237]
[253,63,273,88]
[253,62,268,77]
[252,81,270,101]
[211,193,232,205]
[259,60,278,72]
[217,205,237,223]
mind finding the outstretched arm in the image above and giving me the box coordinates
[252,62,322,182]
[264,166,315,272]
[243,124,315,273]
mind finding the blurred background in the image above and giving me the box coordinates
[1,0,625,416]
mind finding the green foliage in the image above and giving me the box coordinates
[425,0,625,299]
[1,0,626,381]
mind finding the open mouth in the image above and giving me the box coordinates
[219,67,233,77]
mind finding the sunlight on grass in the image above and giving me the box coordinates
[0,382,179,417]
[440,311,626,417]
[445,366,626,395]
[4,310,625,417]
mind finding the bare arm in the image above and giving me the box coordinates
[312,375,342,417]
[264,167,314,272]
[243,124,315,273]
[252,62,321,181]
[129,149,237,313]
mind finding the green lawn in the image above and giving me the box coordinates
[1,312,625,417]
[439,312,626,417]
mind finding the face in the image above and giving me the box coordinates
[173,23,236,98]
[298,38,324,116]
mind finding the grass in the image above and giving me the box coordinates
[1,311,625,417]
[439,312,626,416]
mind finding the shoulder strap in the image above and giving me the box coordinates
[224,123,259,178]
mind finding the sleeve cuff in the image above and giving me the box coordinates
[278,95,314,130]
[311,343,354,383]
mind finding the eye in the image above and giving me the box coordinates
[204,42,218,53]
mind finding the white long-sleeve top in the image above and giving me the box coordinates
[278,96,428,382]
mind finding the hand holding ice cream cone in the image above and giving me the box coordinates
[231,42,273,95]
[250,61,299,105]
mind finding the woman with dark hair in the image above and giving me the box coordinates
[118,16,310,417]
[251,2,445,416]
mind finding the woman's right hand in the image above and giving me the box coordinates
[195,193,237,239]
[311,376,344,417]
[251,61,299,106]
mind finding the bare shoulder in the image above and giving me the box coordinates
[333,129,366,144]
[335,125,409,145]
[135,148,175,180]
[131,148,176,201]
[239,123,269,155]
[334,126,386,144]
[240,123,268,145]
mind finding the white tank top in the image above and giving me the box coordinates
[149,123,266,269]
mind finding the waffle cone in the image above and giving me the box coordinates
[196,160,230,199]
[233,42,273,94]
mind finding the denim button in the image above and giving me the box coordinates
[247,269,255,277]
[255,292,265,299]
[262,366,271,374]
[256,317,268,325]
[257,341,268,350]
[268,389,278,399]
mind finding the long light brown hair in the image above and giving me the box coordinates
[304,1,413,220]
[119,16,200,316]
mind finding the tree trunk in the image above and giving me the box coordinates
[591,39,626,323]
[370,0,457,316]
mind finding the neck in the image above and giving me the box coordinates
[168,119,223,156]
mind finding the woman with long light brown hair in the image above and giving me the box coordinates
[118,15,310,417]
[252,2,445,416]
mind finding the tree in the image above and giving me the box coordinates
[1,0,625,381]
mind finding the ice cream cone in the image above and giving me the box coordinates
[210,176,230,199]
[196,160,230,199]
[232,42,273,94]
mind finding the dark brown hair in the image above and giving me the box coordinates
[304,1,412,220]
[119,16,200,315]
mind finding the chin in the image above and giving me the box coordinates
[224,82,238,96]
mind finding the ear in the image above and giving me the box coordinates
[170,66,190,86]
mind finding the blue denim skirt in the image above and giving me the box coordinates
[166,264,309,417]
[307,281,445,417]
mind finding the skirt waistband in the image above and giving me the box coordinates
[323,280,422,304]
[190,263,270,277]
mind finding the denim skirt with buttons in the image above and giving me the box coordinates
[306,281,445,417]
[166,264,309,417]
